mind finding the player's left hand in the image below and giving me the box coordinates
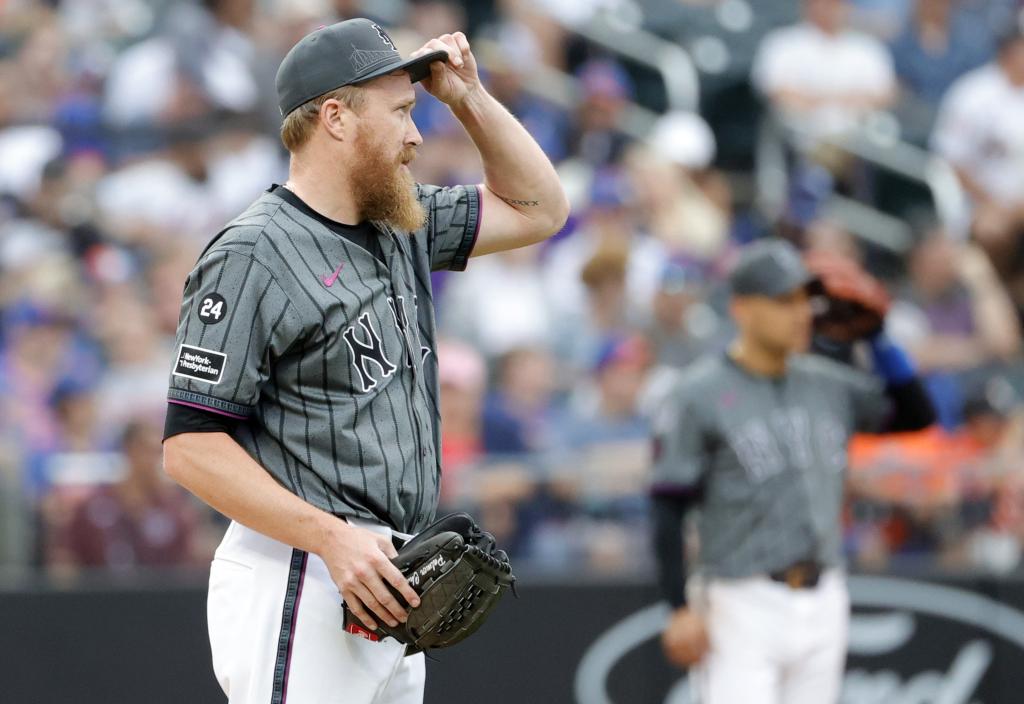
[661,607,710,668]
[410,32,480,108]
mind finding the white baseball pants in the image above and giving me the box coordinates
[207,520,425,704]
[691,569,849,704]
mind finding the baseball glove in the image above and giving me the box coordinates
[345,513,516,655]
[804,250,891,343]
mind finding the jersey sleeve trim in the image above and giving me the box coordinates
[167,390,252,419]
[163,401,240,441]
[448,184,482,272]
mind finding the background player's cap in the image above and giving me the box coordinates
[729,239,816,298]
[275,18,448,117]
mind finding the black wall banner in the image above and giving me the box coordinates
[3,572,1024,703]
[565,575,1024,704]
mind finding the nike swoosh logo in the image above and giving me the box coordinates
[322,262,344,287]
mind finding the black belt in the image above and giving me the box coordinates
[768,560,823,589]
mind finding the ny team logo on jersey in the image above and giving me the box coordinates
[727,407,846,481]
[343,298,431,393]
[342,313,397,392]
[387,295,431,367]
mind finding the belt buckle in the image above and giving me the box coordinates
[785,564,807,589]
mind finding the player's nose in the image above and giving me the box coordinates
[405,119,423,148]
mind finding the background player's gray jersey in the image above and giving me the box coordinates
[652,353,890,578]
[167,184,480,533]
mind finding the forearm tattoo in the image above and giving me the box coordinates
[498,195,540,207]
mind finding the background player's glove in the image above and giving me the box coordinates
[805,250,891,343]
[345,513,515,655]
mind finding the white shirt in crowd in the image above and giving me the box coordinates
[932,64,1024,209]
[752,22,895,138]
[440,252,558,359]
[95,134,285,242]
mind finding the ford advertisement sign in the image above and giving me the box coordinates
[574,575,1024,704]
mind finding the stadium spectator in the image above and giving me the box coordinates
[953,379,1024,572]
[890,0,993,142]
[90,287,175,429]
[439,243,557,360]
[437,338,487,498]
[627,111,732,263]
[847,377,1024,571]
[49,419,203,571]
[0,302,82,502]
[481,346,563,456]
[95,123,284,246]
[560,335,652,451]
[543,169,667,332]
[886,231,1021,426]
[48,378,109,456]
[848,0,911,39]
[803,217,864,261]
[645,261,726,370]
[569,58,635,168]
[102,0,260,127]
[473,36,571,162]
[932,28,1024,303]
[554,242,636,373]
[752,0,897,141]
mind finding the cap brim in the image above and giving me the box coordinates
[353,48,449,86]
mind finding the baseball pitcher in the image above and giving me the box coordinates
[162,19,567,704]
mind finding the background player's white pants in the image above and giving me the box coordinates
[691,569,848,704]
[207,521,425,704]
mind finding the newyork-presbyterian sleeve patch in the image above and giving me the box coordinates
[173,344,227,384]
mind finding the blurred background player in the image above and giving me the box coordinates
[651,239,935,703]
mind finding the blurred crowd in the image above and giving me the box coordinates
[3,0,1024,579]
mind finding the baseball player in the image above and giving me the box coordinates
[651,239,935,703]
[161,19,568,704]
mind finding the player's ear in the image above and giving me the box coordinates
[729,297,747,327]
[319,98,353,142]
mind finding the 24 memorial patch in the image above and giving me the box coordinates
[173,344,227,384]
[197,293,228,324]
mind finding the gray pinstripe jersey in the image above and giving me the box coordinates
[166,184,480,533]
[652,353,890,577]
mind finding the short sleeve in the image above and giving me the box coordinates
[417,183,482,272]
[931,78,981,168]
[860,40,896,96]
[651,388,708,491]
[166,249,300,419]
[751,32,786,95]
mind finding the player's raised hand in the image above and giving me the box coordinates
[409,32,480,108]
[661,607,710,668]
[320,521,421,630]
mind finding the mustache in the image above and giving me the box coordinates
[399,147,418,165]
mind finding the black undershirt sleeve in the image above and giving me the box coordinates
[810,335,936,433]
[652,490,700,608]
[163,402,241,441]
[883,378,936,432]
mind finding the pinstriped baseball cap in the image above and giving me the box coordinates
[275,18,448,117]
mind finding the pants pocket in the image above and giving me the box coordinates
[208,557,255,696]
